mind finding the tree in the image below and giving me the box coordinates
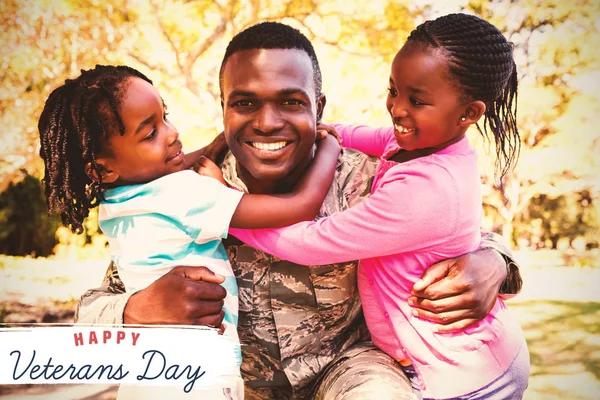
[463,0,600,245]
[0,171,60,256]
[1,0,598,254]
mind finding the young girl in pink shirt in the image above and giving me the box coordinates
[231,13,529,400]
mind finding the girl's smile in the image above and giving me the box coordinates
[387,44,472,152]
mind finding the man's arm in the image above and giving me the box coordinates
[75,262,228,327]
[75,262,132,325]
[480,231,523,298]
[409,231,522,332]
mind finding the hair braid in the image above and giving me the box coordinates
[408,13,520,179]
[38,65,152,233]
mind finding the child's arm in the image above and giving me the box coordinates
[230,163,459,265]
[322,123,395,157]
[197,135,341,229]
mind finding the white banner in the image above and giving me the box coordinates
[0,325,241,395]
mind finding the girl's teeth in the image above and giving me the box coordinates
[251,141,287,150]
[395,124,414,134]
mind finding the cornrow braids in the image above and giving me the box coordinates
[38,65,152,233]
[408,13,520,179]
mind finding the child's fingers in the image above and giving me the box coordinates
[317,128,342,145]
[195,156,219,173]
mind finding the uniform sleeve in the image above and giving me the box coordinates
[480,231,523,297]
[74,262,130,326]
[230,164,457,265]
[332,124,395,158]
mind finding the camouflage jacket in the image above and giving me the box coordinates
[75,149,521,399]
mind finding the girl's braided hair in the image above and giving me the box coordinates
[407,13,520,179]
[38,65,152,233]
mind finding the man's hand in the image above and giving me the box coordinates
[409,249,506,332]
[124,266,227,327]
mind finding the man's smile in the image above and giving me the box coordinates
[242,139,294,159]
[249,141,289,151]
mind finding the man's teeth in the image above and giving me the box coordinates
[251,141,288,150]
[395,124,414,134]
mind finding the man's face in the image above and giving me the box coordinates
[221,49,325,186]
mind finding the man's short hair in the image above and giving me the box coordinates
[219,21,323,97]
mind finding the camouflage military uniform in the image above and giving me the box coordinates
[75,149,521,400]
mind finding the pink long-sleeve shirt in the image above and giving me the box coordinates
[231,125,526,399]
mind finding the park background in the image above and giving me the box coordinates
[0,0,599,398]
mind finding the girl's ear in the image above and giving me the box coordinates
[85,158,119,184]
[460,100,486,126]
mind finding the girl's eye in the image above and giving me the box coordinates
[163,111,169,120]
[143,130,156,141]
[387,87,398,97]
[410,98,424,106]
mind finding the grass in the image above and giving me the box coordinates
[508,300,600,400]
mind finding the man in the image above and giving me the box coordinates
[76,22,522,399]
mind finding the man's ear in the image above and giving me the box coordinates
[84,158,119,184]
[316,93,327,122]
[460,100,486,126]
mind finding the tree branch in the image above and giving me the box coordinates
[127,51,172,76]
[185,17,228,72]
[150,0,185,74]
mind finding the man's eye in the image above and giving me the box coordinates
[387,87,398,97]
[232,100,253,107]
[282,99,302,106]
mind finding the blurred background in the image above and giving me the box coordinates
[0,0,599,399]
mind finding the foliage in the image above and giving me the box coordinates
[1,0,599,255]
[0,171,60,256]
[513,191,599,249]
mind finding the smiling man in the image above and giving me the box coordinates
[76,22,522,399]
[220,45,324,194]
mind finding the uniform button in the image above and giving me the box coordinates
[369,279,374,285]
[384,312,390,318]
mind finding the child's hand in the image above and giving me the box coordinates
[196,156,227,186]
[317,123,342,145]
[204,132,229,165]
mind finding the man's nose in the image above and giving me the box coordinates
[253,103,285,133]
